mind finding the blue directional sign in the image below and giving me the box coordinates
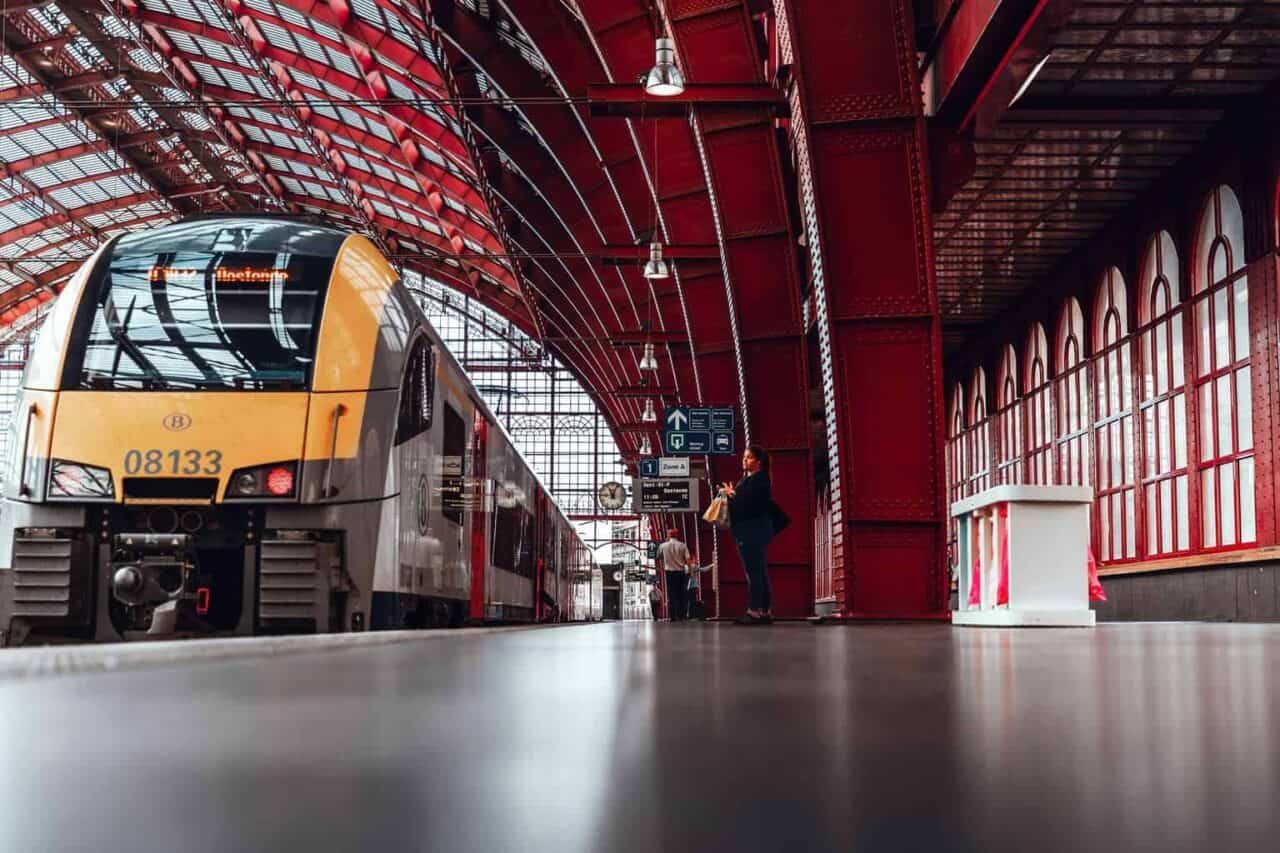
[639,458,660,478]
[664,405,736,455]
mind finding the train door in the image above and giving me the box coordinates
[468,411,488,621]
[395,338,435,617]
[439,401,469,606]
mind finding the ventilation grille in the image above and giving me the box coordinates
[11,537,73,618]
[258,539,320,624]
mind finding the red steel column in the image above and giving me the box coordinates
[777,1,948,617]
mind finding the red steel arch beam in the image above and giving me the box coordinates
[447,82,643,395]
[437,3,662,388]
[525,0,764,606]
[434,3,704,426]
[469,129,649,432]
[495,0,707,409]
[776,0,947,618]
[466,3,733,451]
[570,0,813,617]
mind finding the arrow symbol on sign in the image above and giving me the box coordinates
[667,408,688,430]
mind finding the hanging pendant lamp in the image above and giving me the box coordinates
[642,399,658,422]
[643,242,669,280]
[639,436,652,455]
[639,342,659,372]
[644,37,685,97]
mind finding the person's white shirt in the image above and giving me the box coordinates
[657,537,691,572]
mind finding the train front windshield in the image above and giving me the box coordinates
[62,247,335,391]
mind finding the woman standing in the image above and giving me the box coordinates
[722,445,775,624]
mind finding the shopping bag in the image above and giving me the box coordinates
[1088,547,1107,602]
[702,495,731,529]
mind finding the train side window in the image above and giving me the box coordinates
[441,404,466,525]
[395,338,436,445]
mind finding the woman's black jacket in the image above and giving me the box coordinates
[729,472,771,527]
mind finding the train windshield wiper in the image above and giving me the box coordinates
[101,295,169,390]
[82,369,179,390]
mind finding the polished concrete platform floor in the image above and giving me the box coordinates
[3,621,1279,852]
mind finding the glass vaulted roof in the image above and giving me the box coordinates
[0,0,518,344]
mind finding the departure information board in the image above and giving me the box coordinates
[631,478,700,513]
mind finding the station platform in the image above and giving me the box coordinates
[3,621,1279,852]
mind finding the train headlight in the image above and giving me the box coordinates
[224,461,298,500]
[48,459,115,501]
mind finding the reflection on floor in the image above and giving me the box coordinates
[2,621,1278,852]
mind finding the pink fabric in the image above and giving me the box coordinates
[967,519,982,606]
[1088,547,1107,602]
[996,503,1010,606]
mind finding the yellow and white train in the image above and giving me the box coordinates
[0,216,596,645]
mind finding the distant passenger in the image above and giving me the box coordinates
[685,564,712,620]
[721,445,785,624]
[648,580,662,622]
[657,528,694,622]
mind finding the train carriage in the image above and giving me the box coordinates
[0,216,591,645]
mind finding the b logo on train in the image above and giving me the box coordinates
[0,217,598,645]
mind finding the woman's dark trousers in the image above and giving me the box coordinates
[734,518,773,612]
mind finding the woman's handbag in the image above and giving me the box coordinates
[768,500,790,535]
[702,495,731,529]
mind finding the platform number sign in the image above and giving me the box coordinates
[663,406,735,455]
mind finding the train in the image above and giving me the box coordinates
[0,216,600,646]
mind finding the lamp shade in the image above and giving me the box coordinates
[639,342,659,372]
[643,242,669,280]
[643,37,685,97]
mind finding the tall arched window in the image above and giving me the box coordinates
[1092,268,1135,561]
[995,345,1021,484]
[947,383,967,498]
[1193,184,1254,548]
[1056,298,1090,486]
[1138,231,1189,555]
[968,368,990,494]
[946,384,966,564]
[1024,324,1052,483]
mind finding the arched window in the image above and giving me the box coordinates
[1138,231,1189,555]
[968,367,990,494]
[1055,298,1089,486]
[946,384,966,564]
[947,382,967,497]
[1092,268,1135,561]
[1024,323,1052,484]
[995,344,1021,484]
[1193,185,1254,548]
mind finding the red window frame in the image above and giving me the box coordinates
[1055,299,1090,487]
[995,344,1022,485]
[1191,185,1255,550]
[946,384,966,567]
[1138,230,1191,556]
[1024,323,1053,484]
[1092,267,1137,561]
[967,368,991,495]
